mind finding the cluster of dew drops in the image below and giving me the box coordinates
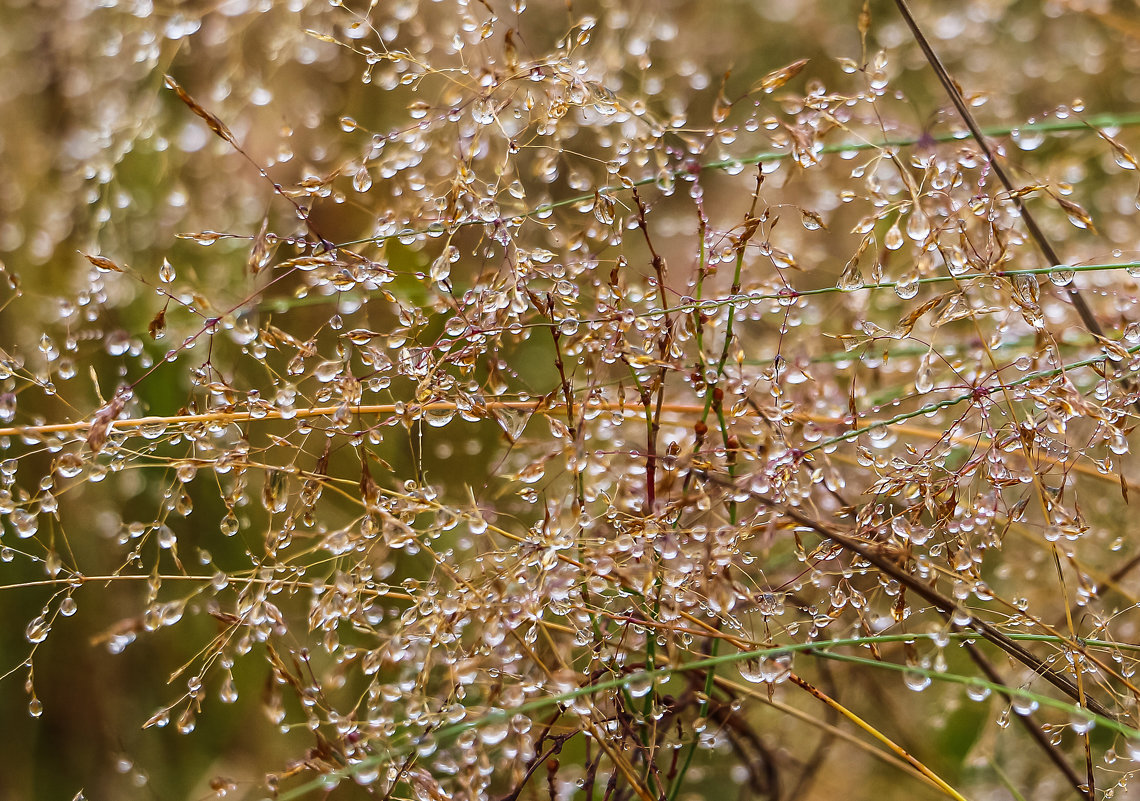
[4,0,1140,797]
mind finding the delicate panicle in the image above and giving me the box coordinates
[3,1,1140,800]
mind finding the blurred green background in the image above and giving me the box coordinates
[2,1,1140,799]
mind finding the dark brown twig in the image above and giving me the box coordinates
[890,11,1118,796]
[957,628,1089,799]
[707,694,779,800]
[497,714,570,801]
[742,489,1116,720]
[631,186,674,515]
[892,0,1138,422]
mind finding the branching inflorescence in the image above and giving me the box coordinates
[4,1,1140,799]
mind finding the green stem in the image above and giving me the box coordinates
[333,112,1140,250]
[276,630,1140,800]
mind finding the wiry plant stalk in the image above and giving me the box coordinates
[5,4,1140,799]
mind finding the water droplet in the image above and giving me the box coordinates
[430,249,454,282]
[915,351,935,394]
[905,212,930,243]
[903,670,931,692]
[769,247,797,270]
[352,764,380,786]
[55,453,83,478]
[800,210,824,230]
[219,675,238,704]
[352,165,372,193]
[156,525,176,549]
[13,509,39,538]
[471,97,496,125]
[894,270,920,300]
[1048,265,1075,286]
[177,706,196,734]
[592,191,616,225]
[1069,709,1096,734]
[884,219,904,251]
[424,406,455,428]
[965,683,991,702]
[476,198,500,222]
[738,659,765,683]
[626,671,654,697]
[314,360,342,382]
[515,461,545,484]
[480,715,510,745]
[105,330,131,356]
[776,287,797,307]
[1110,430,1130,455]
[946,248,969,275]
[738,652,793,684]
[1012,128,1044,151]
[837,260,864,291]
[1011,694,1039,716]
[25,614,49,643]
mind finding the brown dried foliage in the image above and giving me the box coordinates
[5,1,1140,800]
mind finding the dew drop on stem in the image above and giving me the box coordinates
[1011,695,1039,716]
[905,211,930,242]
[884,219,904,251]
[1048,265,1075,286]
[626,671,653,697]
[894,269,920,299]
[837,260,864,291]
[25,614,49,644]
[352,165,373,193]
[903,670,931,692]
[915,350,935,394]
[965,683,991,702]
